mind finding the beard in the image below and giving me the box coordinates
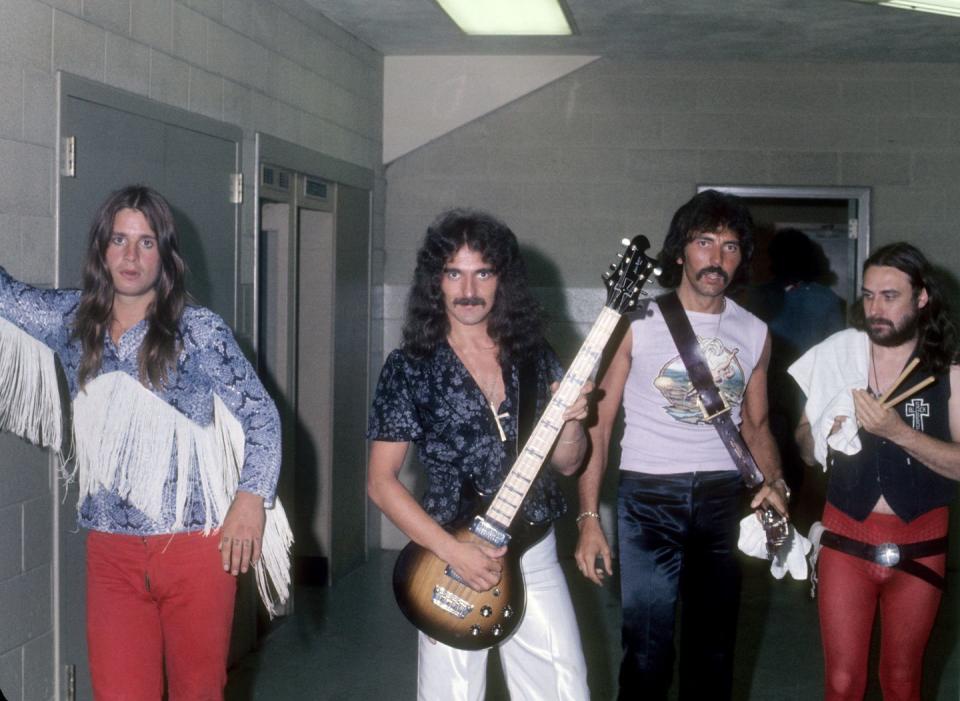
[866,309,920,347]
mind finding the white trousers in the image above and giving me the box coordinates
[417,529,589,701]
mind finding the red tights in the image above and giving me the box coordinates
[818,503,947,701]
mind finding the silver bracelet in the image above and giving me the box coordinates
[558,432,585,445]
[575,511,600,525]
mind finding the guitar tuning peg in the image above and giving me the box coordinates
[653,266,662,277]
[621,237,630,246]
[602,271,610,279]
[617,253,623,259]
[609,263,616,270]
[640,290,648,296]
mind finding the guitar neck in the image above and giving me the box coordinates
[485,305,624,529]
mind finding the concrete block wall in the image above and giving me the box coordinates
[0,0,383,698]
[377,57,960,547]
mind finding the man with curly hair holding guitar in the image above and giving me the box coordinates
[367,209,592,700]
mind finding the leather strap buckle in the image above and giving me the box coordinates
[697,395,730,422]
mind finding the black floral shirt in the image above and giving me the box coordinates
[368,341,568,525]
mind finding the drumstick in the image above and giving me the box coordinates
[882,376,935,409]
[877,357,920,405]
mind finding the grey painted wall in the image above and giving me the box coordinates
[376,57,960,546]
[0,0,383,698]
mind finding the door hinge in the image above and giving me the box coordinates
[848,218,859,240]
[61,136,76,177]
[230,173,243,204]
[65,663,76,700]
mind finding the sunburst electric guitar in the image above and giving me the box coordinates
[392,236,659,651]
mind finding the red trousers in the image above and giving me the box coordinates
[818,503,947,701]
[86,530,237,701]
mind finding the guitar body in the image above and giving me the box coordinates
[393,511,549,651]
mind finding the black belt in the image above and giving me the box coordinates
[820,530,948,591]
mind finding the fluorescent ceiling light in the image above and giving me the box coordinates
[436,0,573,35]
[852,0,960,17]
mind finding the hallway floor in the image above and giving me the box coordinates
[225,550,959,700]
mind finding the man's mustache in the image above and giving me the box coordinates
[867,317,893,328]
[453,297,485,307]
[696,266,728,283]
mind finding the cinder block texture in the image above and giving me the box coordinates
[0,2,385,698]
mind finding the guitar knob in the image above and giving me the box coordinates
[480,606,493,618]
[503,605,514,619]
[492,587,501,597]
[470,625,481,636]
[492,624,503,637]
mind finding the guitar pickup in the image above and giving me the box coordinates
[444,564,466,585]
[432,585,473,619]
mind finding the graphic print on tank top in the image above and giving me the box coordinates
[652,335,745,425]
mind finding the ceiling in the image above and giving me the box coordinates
[304,0,960,62]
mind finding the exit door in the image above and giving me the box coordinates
[258,168,336,587]
[255,134,373,587]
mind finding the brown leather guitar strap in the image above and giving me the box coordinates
[657,291,764,488]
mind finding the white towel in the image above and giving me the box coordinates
[737,514,812,579]
[788,328,869,468]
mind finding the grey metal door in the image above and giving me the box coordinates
[58,76,241,700]
[330,183,370,580]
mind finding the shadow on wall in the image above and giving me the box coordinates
[171,205,211,308]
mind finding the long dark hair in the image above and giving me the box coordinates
[657,189,755,288]
[402,209,543,365]
[851,242,958,374]
[73,185,186,388]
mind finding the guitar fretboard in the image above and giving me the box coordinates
[485,305,624,528]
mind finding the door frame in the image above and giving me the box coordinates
[698,184,871,294]
[253,133,374,584]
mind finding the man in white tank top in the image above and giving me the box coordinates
[574,190,790,700]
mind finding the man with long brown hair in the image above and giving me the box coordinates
[0,184,290,699]
[793,242,960,700]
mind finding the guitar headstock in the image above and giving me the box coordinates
[602,235,659,313]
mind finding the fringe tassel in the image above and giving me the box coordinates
[73,372,293,616]
[213,395,293,618]
[0,316,62,450]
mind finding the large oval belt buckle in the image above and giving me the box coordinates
[875,543,901,567]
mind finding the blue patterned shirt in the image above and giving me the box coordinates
[368,341,567,525]
[0,266,281,535]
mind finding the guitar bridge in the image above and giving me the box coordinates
[432,585,473,619]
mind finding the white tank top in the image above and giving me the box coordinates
[620,296,768,475]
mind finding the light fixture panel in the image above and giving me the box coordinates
[436,0,574,35]
[851,0,960,17]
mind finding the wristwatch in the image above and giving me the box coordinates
[771,478,792,500]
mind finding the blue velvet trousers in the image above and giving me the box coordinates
[617,470,744,701]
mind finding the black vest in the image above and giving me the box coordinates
[828,370,956,523]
